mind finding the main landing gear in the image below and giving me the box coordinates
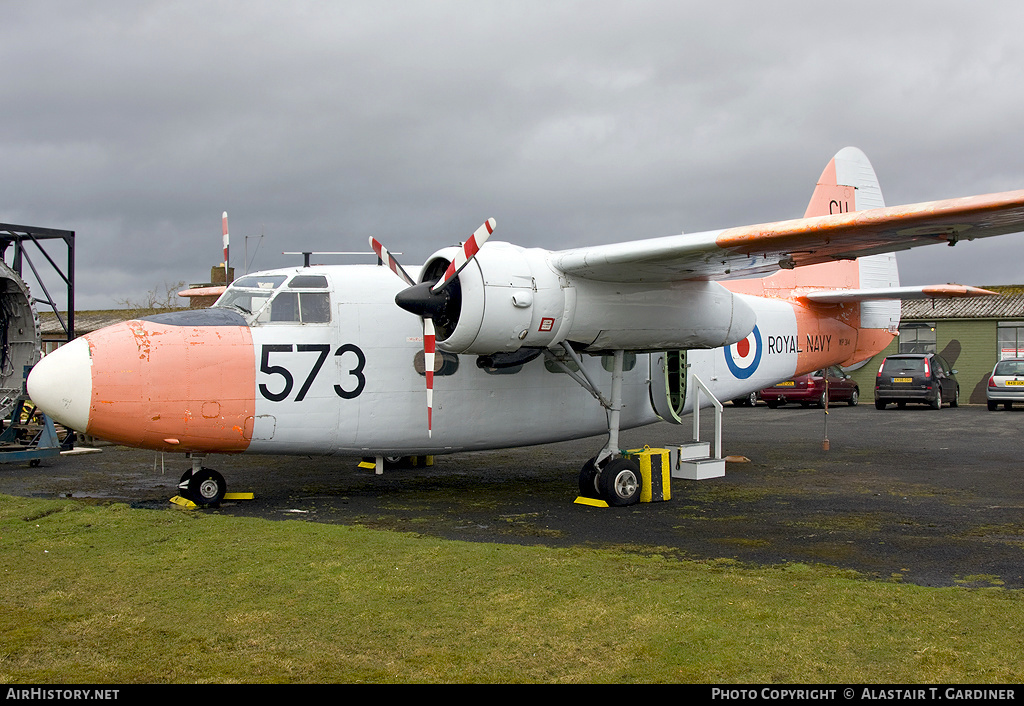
[547,346,644,507]
[178,455,227,507]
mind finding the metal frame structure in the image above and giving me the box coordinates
[0,224,75,458]
[0,223,75,344]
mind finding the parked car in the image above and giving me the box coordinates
[874,353,959,409]
[759,366,859,408]
[986,358,1024,410]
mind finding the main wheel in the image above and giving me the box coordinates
[950,386,959,408]
[187,468,226,506]
[931,387,942,409]
[578,458,600,498]
[597,458,642,507]
[848,389,859,407]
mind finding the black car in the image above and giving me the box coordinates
[874,353,959,409]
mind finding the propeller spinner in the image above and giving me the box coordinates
[370,218,496,437]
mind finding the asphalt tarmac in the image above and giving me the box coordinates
[2,403,1023,588]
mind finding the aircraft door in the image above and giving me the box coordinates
[649,350,688,424]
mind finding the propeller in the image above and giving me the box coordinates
[369,218,496,437]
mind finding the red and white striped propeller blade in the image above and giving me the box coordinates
[369,236,416,286]
[423,318,436,437]
[372,219,495,437]
[431,218,496,293]
[369,235,436,436]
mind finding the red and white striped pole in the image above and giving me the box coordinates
[222,212,230,284]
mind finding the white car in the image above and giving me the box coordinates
[986,358,1024,410]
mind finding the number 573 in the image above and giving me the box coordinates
[258,343,366,402]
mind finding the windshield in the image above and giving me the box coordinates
[214,275,288,318]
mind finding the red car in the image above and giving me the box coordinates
[760,366,860,408]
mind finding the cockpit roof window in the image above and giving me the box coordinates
[231,274,287,290]
[288,274,329,289]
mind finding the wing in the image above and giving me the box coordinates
[553,190,1024,283]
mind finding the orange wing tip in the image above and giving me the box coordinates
[920,284,1000,298]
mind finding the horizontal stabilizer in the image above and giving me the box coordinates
[802,284,998,304]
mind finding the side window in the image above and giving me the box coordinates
[263,291,332,324]
[544,349,580,374]
[414,350,459,377]
[601,352,637,372]
[300,292,331,323]
[269,292,298,322]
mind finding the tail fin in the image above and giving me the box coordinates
[804,147,901,336]
[803,146,885,217]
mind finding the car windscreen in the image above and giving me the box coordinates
[881,358,925,373]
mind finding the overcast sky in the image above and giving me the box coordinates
[4,1,1024,311]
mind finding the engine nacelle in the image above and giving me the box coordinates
[422,242,756,355]
[424,243,568,355]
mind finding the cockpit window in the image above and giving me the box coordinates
[258,291,331,324]
[288,275,329,289]
[215,275,287,317]
[216,274,330,323]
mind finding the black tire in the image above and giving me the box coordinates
[950,386,959,408]
[188,468,226,506]
[849,388,859,407]
[818,391,828,408]
[988,400,998,411]
[598,458,642,507]
[731,391,757,407]
[578,458,600,498]
[875,399,886,410]
[931,387,942,410]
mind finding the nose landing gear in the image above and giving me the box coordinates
[178,456,227,507]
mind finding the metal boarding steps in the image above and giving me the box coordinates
[671,372,726,480]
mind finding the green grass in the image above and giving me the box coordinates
[2,494,1023,683]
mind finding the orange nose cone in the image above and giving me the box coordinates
[82,315,257,452]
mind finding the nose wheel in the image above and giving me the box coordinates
[178,467,227,507]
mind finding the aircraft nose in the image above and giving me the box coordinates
[27,336,93,432]
[28,313,257,452]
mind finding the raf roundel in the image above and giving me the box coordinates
[724,325,762,379]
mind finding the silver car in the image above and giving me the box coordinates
[987,358,1024,410]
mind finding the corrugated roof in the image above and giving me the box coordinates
[38,309,181,337]
[901,285,1024,320]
